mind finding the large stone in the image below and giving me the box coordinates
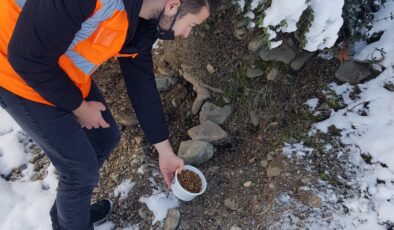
[290,52,314,70]
[187,120,228,143]
[246,67,264,78]
[230,226,242,230]
[335,61,372,84]
[266,68,279,81]
[224,198,239,211]
[259,43,296,64]
[199,102,232,125]
[266,166,282,178]
[164,208,180,230]
[114,112,138,127]
[207,64,215,74]
[155,75,177,91]
[248,36,265,52]
[178,140,214,165]
[384,83,394,92]
[310,193,322,208]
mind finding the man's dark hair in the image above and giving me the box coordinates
[179,0,221,17]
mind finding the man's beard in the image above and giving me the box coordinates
[158,9,180,31]
[158,13,177,31]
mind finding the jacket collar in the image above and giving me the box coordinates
[122,0,143,43]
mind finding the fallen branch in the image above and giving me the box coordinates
[181,65,223,114]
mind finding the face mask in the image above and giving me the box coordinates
[156,8,180,40]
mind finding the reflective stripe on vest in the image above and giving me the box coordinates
[0,0,133,106]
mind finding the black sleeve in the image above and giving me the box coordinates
[7,0,96,111]
[118,52,170,145]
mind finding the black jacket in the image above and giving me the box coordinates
[7,0,168,144]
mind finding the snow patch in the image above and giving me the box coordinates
[114,179,135,200]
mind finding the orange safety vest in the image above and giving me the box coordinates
[0,0,136,106]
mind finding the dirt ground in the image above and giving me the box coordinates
[90,4,350,230]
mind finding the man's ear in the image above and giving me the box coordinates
[164,0,181,16]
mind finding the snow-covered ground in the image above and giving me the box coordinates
[282,1,394,228]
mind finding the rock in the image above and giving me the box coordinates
[230,226,242,230]
[266,166,282,178]
[259,43,296,64]
[164,208,180,230]
[222,96,231,104]
[249,110,260,126]
[296,191,311,206]
[290,52,314,70]
[155,75,177,91]
[287,138,298,144]
[157,66,175,76]
[207,64,215,74]
[243,181,252,187]
[311,194,322,208]
[178,140,214,165]
[266,68,279,81]
[384,83,394,92]
[105,97,114,104]
[260,160,268,168]
[246,67,264,78]
[110,173,119,184]
[335,61,371,84]
[248,36,265,52]
[249,157,256,163]
[268,182,275,189]
[187,120,228,143]
[314,103,332,121]
[171,98,177,108]
[199,102,232,125]
[29,154,42,164]
[114,112,138,127]
[138,207,148,219]
[234,27,247,40]
[31,174,43,181]
[224,198,239,211]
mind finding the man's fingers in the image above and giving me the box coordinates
[168,173,174,184]
[99,119,110,128]
[178,159,185,172]
[97,102,107,111]
[163,173,171,188]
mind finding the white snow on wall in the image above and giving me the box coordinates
[263,0,308,33]
[304,0,344,51]
[236,0,345,51]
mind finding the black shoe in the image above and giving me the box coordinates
[91,199,114,225]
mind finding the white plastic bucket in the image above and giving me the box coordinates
[171,165,207,201]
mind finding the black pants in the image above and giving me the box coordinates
[0,82,121,230]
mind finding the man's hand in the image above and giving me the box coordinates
[72,100,110,129]
[155,140,184,189]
